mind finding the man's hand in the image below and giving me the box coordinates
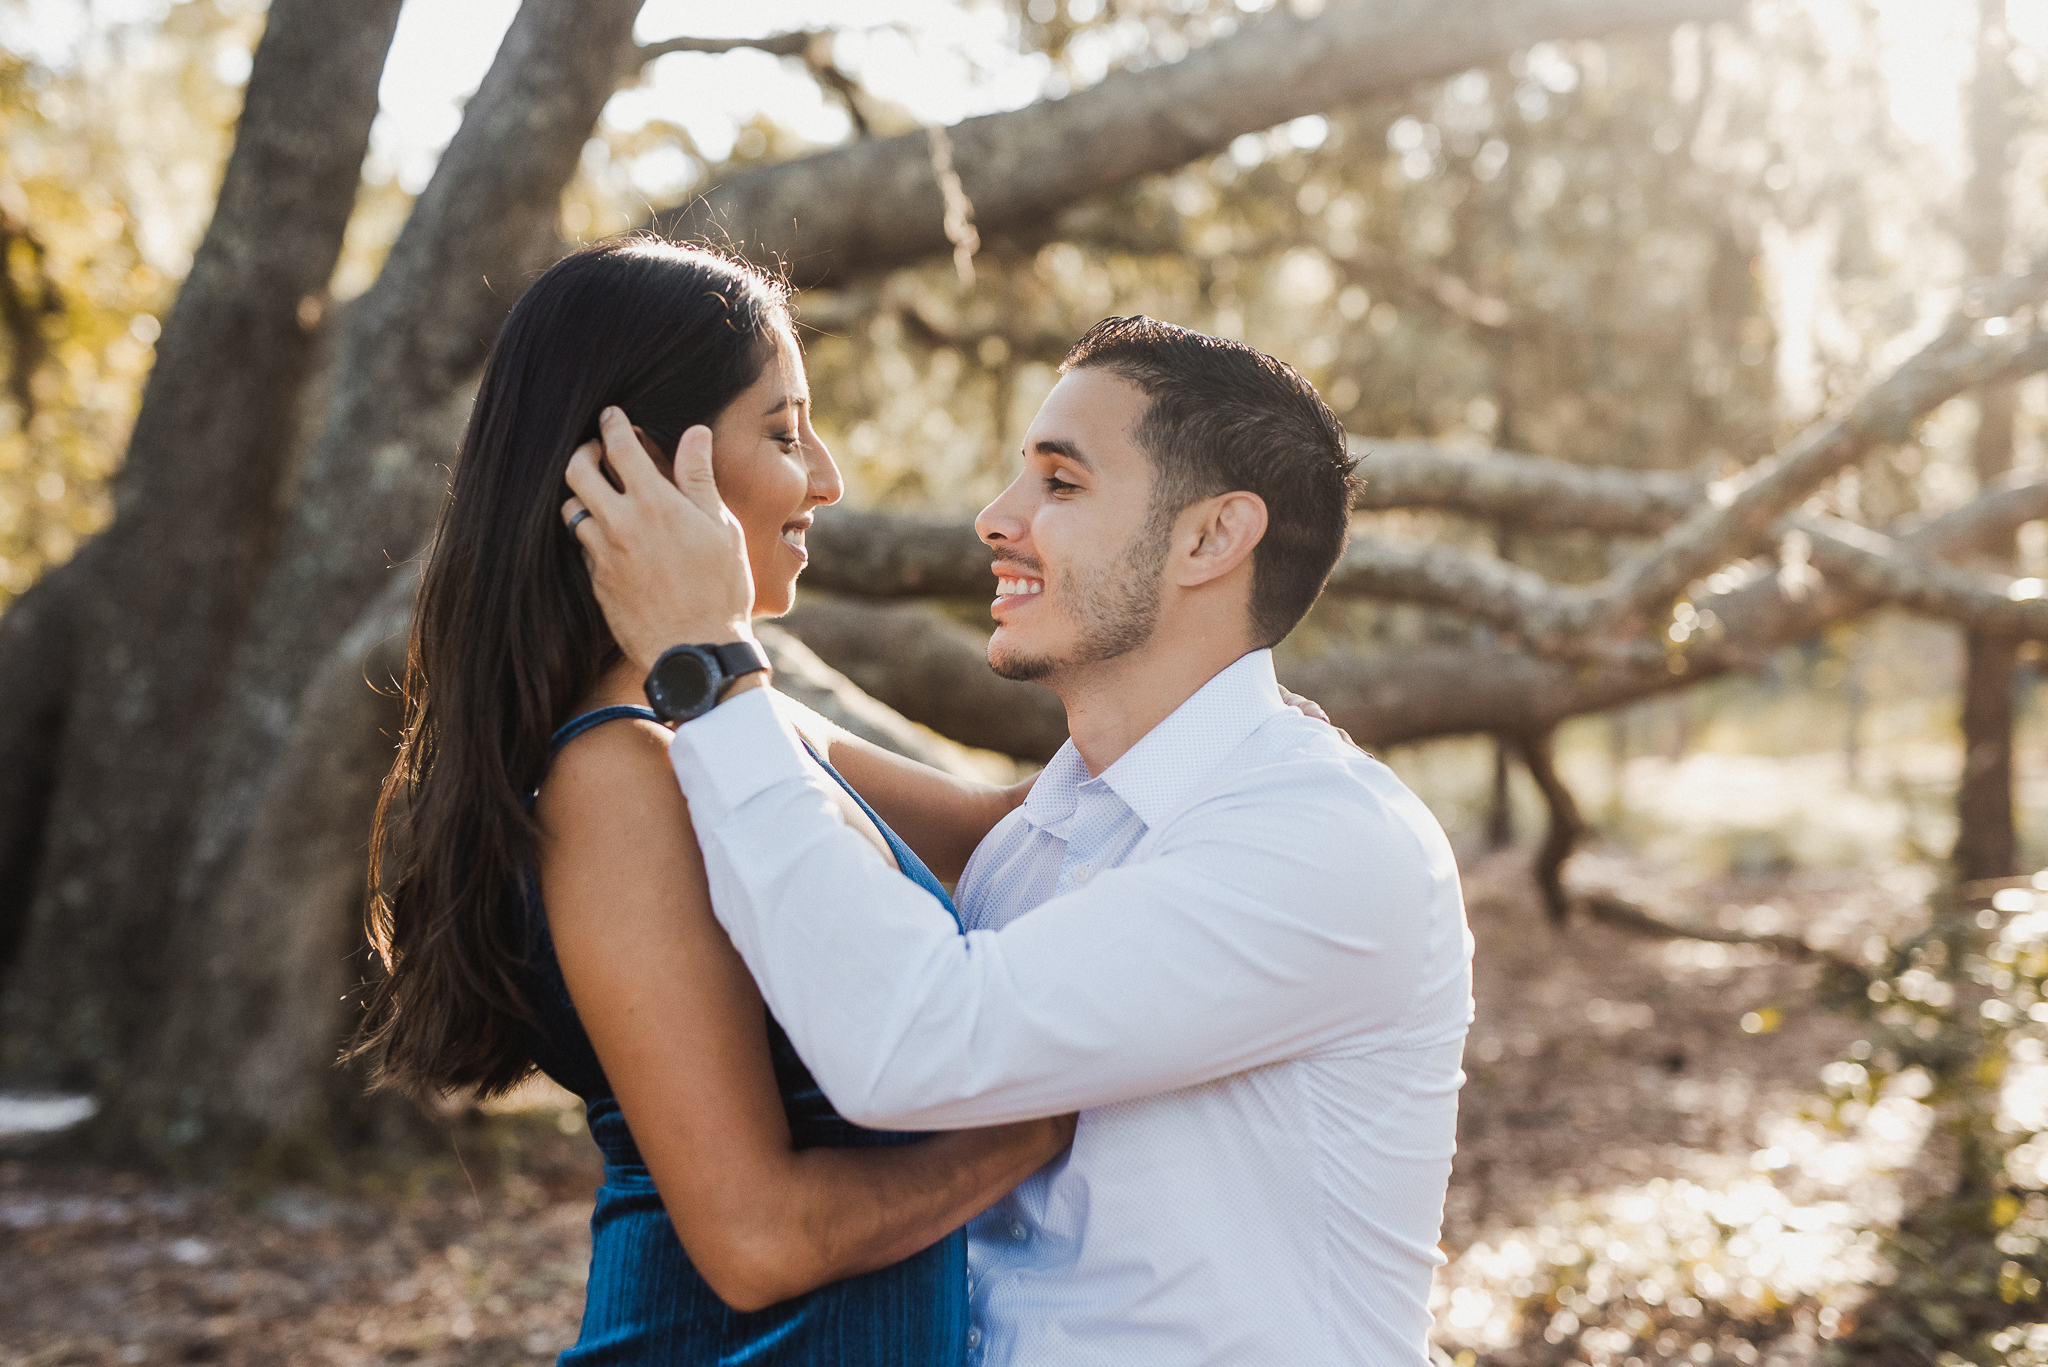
[563,407,756,675]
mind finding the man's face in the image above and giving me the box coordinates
[974,368,1172,684]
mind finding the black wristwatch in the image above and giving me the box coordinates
[643,641,769,723]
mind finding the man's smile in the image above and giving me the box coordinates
[991,562,1045,618]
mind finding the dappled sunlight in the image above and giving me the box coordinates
[1434,1075,1934,1361]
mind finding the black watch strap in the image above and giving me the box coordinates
[709,640,768,684]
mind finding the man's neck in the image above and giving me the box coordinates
[1053,630,1259,777]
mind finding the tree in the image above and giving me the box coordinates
[0,0,1751,1167]
[1953,0,2022,885]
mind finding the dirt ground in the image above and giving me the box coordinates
[0,847,1927,1367]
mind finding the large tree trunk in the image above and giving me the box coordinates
[112,0,651,1164]
[658,0,1741,284]
[0,0,405,1095]
[1954,0,2020,883]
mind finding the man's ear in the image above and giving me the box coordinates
[1173,491,1267,589]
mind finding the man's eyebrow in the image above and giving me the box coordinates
[1030,437,1095,471]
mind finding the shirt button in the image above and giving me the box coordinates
[968,1327,982,1349]
[1009,1220,1029,1241]
[1072,863,1091,882]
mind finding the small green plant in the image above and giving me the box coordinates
[1818,880,2048,1365]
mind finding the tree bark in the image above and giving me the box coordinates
[780,597,1070,763]
[121,0,650,1164]
[778,465,2048,763]
[1354,440,1703,532]
[1954,0,2020,883]
[0,0,405,1093]
[1513,729,1586,924]
[0,557,85,983]
[657,0,1741,285]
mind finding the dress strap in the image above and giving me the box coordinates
[548,704,661,759]
[797,736,963,932]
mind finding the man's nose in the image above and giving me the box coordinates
[976,475,1029,546]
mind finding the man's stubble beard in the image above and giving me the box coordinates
[988,511,1173,684]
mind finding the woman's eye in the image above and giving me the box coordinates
[774,431,801,451]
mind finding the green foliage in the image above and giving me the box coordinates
[0,0,252,606]
[1816,885,2048,1365]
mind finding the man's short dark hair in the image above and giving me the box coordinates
[1060,316,1358,647]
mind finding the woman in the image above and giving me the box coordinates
[350,237,1073,1364]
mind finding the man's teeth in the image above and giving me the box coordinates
[997,577,1042,597]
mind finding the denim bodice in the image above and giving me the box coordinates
[519,704,969,1365]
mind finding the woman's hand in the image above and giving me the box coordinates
[1278,685,1364,753]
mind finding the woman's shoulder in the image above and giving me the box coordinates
[536,703,684,826]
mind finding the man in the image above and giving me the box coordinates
[565,316,1473,1365]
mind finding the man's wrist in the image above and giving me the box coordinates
[642,635,770,724]
[717,672,771,706]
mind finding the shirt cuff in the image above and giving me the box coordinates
[668,685,813,824]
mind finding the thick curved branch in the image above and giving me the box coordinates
[804,437,1710,602]
[1353,441,1703,532]
[1796,514,2048,639]
[1574,265,2048,637]
[655,0,1740,284]
[1322,536,1571,634]
[1575,888,1832,963]
[636,31,824,63]
[1299,472,2048,747]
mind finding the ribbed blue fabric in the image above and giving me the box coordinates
[520,704,969,1365]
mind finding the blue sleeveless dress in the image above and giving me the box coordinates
[519,704,970,1366]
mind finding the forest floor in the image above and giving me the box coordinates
[0,847,1933,1367]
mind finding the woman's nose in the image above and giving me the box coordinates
[807,436,843,507]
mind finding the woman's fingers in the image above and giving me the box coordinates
[1277,686,1331,724]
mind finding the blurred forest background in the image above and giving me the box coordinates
[10,0,2048,1363]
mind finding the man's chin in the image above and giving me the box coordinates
[987,643,1057,683]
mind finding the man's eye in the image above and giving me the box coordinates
[1045,474,1079,494]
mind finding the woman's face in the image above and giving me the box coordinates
[708,333,841,618]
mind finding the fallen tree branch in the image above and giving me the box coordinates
[655,0,1741,284]
[1574,886,1834,963]
[635,31,824,63]
[1574,264,2048,638]
[1322,537,1571,636]
[1794,514,2048,639]
[1353,441,1703,533]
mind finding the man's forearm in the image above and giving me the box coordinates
[672,690,1436,1129]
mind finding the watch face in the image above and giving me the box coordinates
[652,649,715,716]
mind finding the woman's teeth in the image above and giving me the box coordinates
[996,577,1042,597]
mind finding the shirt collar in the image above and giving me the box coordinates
[1020,649,1286,835]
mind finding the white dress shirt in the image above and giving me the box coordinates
[670,649,1473,1366]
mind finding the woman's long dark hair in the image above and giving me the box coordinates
[351,238,791,1100]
